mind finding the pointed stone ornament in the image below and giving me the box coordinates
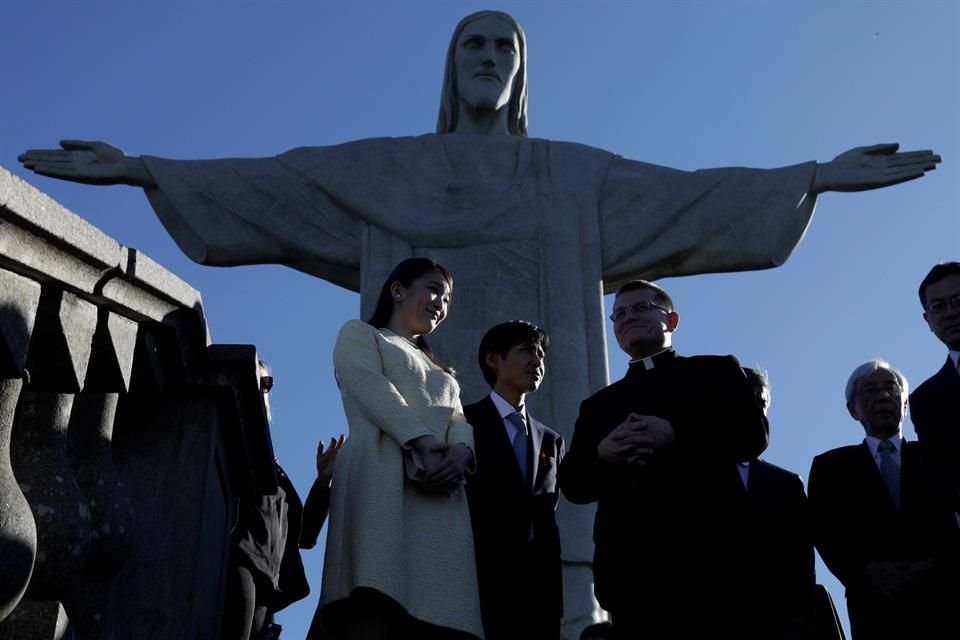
[25,289,97,393]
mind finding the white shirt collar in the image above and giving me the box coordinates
[490,390,523,420]
[864,434,903,459]
[949,350,960,369]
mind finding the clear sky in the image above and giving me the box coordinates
[4,1,958,637]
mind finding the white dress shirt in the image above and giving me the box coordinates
[490,390,528,441]
[864,434,903,472]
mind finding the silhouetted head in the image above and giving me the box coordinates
[918,261,960,350]
[743,367,771,415]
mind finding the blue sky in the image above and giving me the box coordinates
[4,1,958,637]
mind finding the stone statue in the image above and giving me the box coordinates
[19,9,941,634]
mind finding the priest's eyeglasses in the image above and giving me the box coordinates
[926,295,960,315]
[610,301,669,323]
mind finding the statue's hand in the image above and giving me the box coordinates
[811,143,941,194]
[19,140,154,187]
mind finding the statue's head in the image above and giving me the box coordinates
[437,11,528,136]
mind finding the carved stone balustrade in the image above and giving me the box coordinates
[0,167,275,640]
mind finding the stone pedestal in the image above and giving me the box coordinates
[0,165,265,638]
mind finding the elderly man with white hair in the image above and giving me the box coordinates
[808,359,958,640]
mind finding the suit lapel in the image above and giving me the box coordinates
[528,415,545,492]
[899,441,929,512]
[477,395,528,488]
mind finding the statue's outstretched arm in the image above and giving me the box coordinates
[19,140,156,188]
[811,143,940,194]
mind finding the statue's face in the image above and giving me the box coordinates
[454,14,521,112]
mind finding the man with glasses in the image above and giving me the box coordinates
[910,261,960,493]
[560,280,767,638]
[808,360,957,640]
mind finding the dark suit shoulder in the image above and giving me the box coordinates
[670,353,745,376]
[463,396,496,422]
[812,445,866,467]
[530,415,561,441]
[912,358,958,398]
[680,353,742,367]
[752,458,803,483]
[580,376,630,407]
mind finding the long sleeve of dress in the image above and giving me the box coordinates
[299,479,331,550]
[332,320,435,447]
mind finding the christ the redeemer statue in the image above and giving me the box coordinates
[20,9,940,634]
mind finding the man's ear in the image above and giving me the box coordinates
[923,311,932,331]
[846,400,861,422]
[666,311,680,332]
[485,351,502,378]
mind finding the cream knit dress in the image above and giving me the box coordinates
[319,320,483,638]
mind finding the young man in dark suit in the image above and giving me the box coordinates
[464,321,564,640]
[910,261,960,493]
[809,360,958,640]
[560,280,767,639]
[731,368,819,640]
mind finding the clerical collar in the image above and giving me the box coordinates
[629,347,676,371]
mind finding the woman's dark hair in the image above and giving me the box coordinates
[367,257,455,373]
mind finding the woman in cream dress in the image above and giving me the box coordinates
[313,258,481,640]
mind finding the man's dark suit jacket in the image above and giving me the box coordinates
[732,459,817,639]
[808,440,958,639]
[910,356,960,491]
[464,395,564,640]
[560,350,767,635]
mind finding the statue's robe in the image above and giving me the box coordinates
[143,131,816,561]
[145,134,815,406]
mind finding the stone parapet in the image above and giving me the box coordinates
[0,167,271,640]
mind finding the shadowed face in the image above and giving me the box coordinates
[454,14,521,113]
[612,288,678,359]
[848,368,906,440]
[923,273,960,351]
[487,341,545,401]
[391,270,452,337]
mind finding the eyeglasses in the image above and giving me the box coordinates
[609,301,669,323]
[260,375,274,393]
[856,383,902,398]
[926,294,960,315]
